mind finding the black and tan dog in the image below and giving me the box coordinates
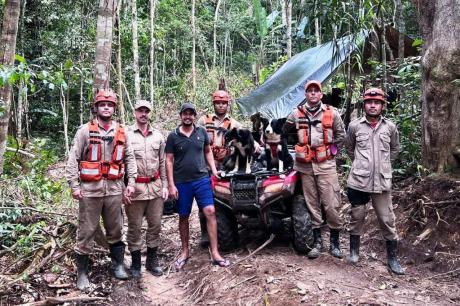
[251,114,293,172]
[222,128,255,173]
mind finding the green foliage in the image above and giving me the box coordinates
[0,137,71,255]
[259,55,288,84]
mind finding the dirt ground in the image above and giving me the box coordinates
[1,176,459,305]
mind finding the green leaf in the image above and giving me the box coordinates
[14,54,27,64]
[64,59,73,70]
[412,38,423,47]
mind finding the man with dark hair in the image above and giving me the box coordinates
[65,89,137,290]
[166,103,230,269]
[283,80,346,259]
[125,99,168,278]
[345,87,404,275]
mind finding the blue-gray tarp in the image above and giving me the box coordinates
[236,31,368,119]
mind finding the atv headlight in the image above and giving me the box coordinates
[264,182,284,193]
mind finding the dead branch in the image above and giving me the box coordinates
[233,234,276,266]
[228,275,257,289]
[0,206,74,218]
[424,267,460,280]
[20,295,106,306]
[6,146,36,158]
[435,251,460,257]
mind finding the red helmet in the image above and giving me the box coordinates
[363,87,385,102]
[94,89,117,105]
[212,90,230,103]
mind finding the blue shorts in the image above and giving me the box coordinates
[176,176,214,217]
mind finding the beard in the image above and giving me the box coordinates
[182,120,193,127]
[97,113,112,122]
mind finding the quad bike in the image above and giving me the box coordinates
[211,164,314,253]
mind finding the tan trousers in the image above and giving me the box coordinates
[300,172,343,229]
[125,198,164,252]
[75,195,124,255]
[349,191,398,240]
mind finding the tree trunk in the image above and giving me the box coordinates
[415,0,460,172]
[0,0,21,175]
[93,0,117,91]
[16,81,24,142]
[314,0,321,46]
[116,1,125,123]
[191,0,196,99]
[213,0,222,69]
[149,0,157,108]
[285,0,292,58]
[393,0,405,61]
[131,0,141,100]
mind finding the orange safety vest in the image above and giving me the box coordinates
[294,105,334,163]
[205,114,232,161]
[79,120,126,182]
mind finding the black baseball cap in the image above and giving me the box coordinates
[180,102,197,115]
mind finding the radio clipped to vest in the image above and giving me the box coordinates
[79,120,126,182]
[294,105,334,163]
[205,114,231,161]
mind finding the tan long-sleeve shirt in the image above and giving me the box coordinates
[65,120,137,197]
[345,116,400,193]
[127,123,167,200]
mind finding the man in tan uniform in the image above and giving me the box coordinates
[345,87,404,275]
[125,100,168,278]
[65,89,137,290]
[283,80,345,259]
[196,89,242,247]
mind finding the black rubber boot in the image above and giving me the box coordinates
[146,247,163,276]
[307,228,323,259]
[348,235,360,264]
[386,240,405,275]
[199,210,210,248]
[329,229,343,258]
[130,250,142,279]
[109,242,129,280]
[75,253,90,291]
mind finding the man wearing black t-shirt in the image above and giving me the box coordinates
[165,103,230,269]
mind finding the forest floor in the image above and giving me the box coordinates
[1,174,459,305]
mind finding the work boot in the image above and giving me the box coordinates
[75,253,90,291]
[386,240,405,275]
[199,210,210,248]
[329,229,343,258]
[348,235,360,264]
[130,250,142,279]
[146,247,163,276]
[109,242,129,280]
[307,228,323,259]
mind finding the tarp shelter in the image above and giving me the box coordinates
[236,31,368,119]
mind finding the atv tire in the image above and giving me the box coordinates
[215,204,239,251]
[292,195,314,254]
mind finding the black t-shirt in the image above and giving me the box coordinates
[165,125,210,184]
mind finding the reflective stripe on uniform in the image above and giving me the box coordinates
[81,168,100,175]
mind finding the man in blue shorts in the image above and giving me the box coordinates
[165,102,230,269]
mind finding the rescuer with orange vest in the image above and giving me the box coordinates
[196,89,242,247]
[65,89,137,290]
[283,80,346,259]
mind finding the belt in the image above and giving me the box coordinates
[135,172,160,183]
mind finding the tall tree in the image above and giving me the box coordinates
[285,0,292,58]
[116,0,125,123]
[93,0,117,91]
[191,0,196,98]
[0,0,21,175]
[213,0,222,69]
[132,0,141,100]
[149,0,157,107]
[415,0,460,172]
